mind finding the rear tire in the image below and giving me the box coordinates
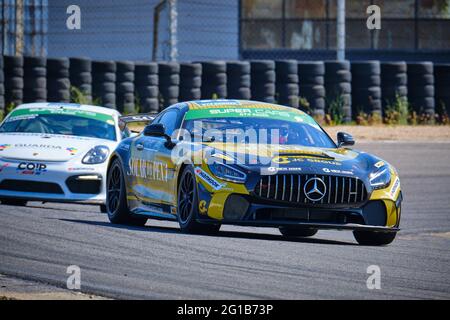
[353,231,397,246]
[177,166,220,235]
[279,227,318,237]
[0,199,27,206]
[106,159,147,226]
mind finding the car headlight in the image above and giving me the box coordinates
[209,162,247,183]
[369,166,391,189]
[82,146,110,164]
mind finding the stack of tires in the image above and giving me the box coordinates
[324,60,352,123]
[158,62,180,109]
[351,61,382,118]
[0,56,4,112]
[116,61,135,114]
[434,64,450,115]
[275,60,299,108]
[23,56,47,103]
[407,62,435,119]
[69,57,92,103]
[226,61,251,100]
[179,63,202,101]
[201,61,227,99]
[135,62,159,113]
[4,56,23,107]
[250,60,275,103]
[92,61,116,109]
[47,58,70,103]
[298,61,325,118]
[380,62,408,108]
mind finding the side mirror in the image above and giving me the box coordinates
[143,123,176,149]
[337,132,355,148]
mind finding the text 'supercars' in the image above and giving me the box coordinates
[0,102,130,211]
[107,100,402,245]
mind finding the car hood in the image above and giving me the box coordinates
[204,143,381,178]
[0,132,116,162]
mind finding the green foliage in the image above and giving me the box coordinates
[70,86,91,105]
[384,95,409,125]
[326,95,345,125]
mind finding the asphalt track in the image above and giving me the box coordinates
[0,142,449,299]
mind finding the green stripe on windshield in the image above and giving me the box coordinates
[8,108,114,123]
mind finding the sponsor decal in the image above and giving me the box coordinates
[14,143,62,150]
[67,147,78,155]
[0,163,10,172]
[0,144,11,151]
[127,158,168,182]
[273,155,341,166]
[374,161,385,168]
[198,200,208,214]
[170,206,177,215]
[7,107,114,124]
[17,162,47,175]
[68,167,95,172]
[322,168,354,175]
[194,167,222,190]
[390,177,400,197]
[263,166,303,174]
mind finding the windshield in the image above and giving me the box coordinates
[0,108,117,141]
[182,117,336,148]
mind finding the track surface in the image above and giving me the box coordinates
[1,142,449,299]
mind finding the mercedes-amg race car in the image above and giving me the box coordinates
[0,102,135,211]
[106,100,402,245]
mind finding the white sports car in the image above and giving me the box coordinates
[0,102,133,211]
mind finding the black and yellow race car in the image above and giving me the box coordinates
[106,100,402,245]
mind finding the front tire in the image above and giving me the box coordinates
[106,158,147,226]
[279,227,318,237]
[353,231,397,246]
[0,199,28,206]
[177,166,220,234]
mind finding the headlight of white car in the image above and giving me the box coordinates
[82,146,110,164]
[369,166,391,189]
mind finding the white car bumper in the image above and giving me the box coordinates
[0,158,107,204]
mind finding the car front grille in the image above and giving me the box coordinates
[0,179,64,194]
[253,174,368,205]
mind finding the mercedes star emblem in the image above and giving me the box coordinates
[304,177,327,202]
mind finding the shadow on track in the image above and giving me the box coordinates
[59,218,356,246]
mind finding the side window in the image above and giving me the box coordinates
[158,110,179,136]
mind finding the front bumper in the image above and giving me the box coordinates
[0,158,107,204]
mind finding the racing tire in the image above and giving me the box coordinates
[353,231,397,246]
[106,159,147,226]
[0,199,27,206]
[177,166,220,235]
[279,227,318,238]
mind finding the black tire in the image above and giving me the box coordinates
[279,227,318,237]
[177,166,220,234]
[353,231,397,246]
[106,159,147,226]
[100,204,107,213]
[0,199,28,206]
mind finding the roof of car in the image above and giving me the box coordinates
[14,102,121,117]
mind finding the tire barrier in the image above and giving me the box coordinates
[135,62,159,113]
[250,60,275,103]
[201,61,227,99]
[227,61,251,100]
[92,60,116,109]
[69,57,92,103]
[47,58,70,103]
[435,64,450,115]
[0,56,4,112]
[23,56,47,103]
[381,62,408,109]
[324,60,352,123]
[407,62,435,117]
[116,61,135,114]
[275,60,299,108]
[180,63,202,101]
[158,62,180,110]
[4,56,24,107]
[298,61,325,118]
[351,61,382,118]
